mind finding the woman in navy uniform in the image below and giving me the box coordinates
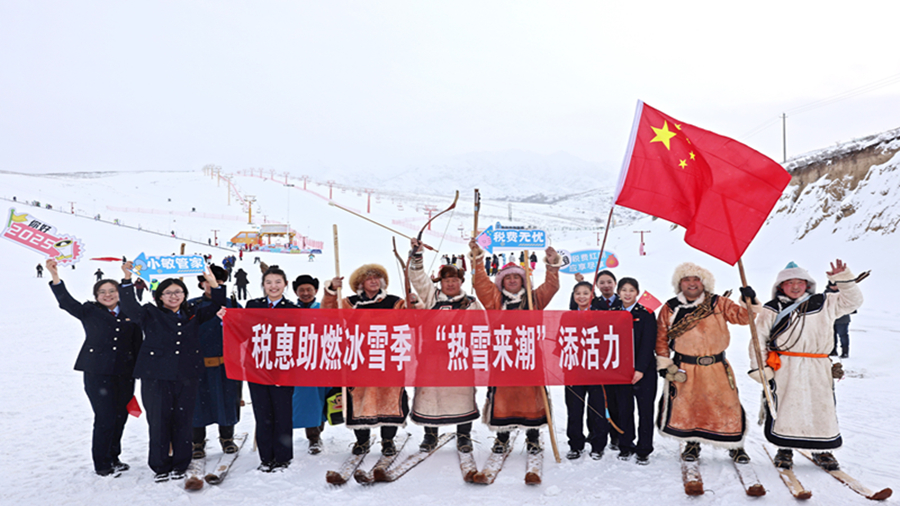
[243,266,298,472]
[47,259,142,477]
[187,265,242,458]
[119,261,225,482]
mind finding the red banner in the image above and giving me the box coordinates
[223,309,634,387]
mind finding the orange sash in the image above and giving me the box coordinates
[766,350,829,370]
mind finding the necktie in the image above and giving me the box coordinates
[268,302,275,309]
[110,310,116,317]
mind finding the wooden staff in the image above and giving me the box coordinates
[333,224,347,422]
[472,189,481,292]
[738,259,778,419]
[523,249,561,463]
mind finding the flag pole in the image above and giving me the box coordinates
[523,249,562,463]
[333,224,348,423]
[590,207,616,294]
[737,259,778,419]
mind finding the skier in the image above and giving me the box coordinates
[291,274,330,455]
[468,238,562,455]
[748,260,863,471]
[46,259,141,477]
[187,265,242,461]
[656,262,753,464]
[119,261,226,482]
[94,268,104,282]
[409,238,481,454]
[529,252,537,270]
[36,263,43,278]
[608,277,658,465]
[133,277,148,302]
[563,281,609,460]
[323,263,409,457]
[234,268,249,301]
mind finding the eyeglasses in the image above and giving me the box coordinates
[97,290,117,296]
[161,290,184,297]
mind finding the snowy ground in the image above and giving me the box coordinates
[0,170,896,505]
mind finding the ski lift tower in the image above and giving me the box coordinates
[245,196,256,224]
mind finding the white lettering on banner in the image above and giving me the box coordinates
[320,324,343,370]
[447,324,469,371]
[514,325,537,371]
[368,325,388,371]
[532,231,545,243]
[603,325,620,369]
[251,323,273,370]
[518,231,531,242]
[581,325,601,370]
[161,257,175,269]
[343,325,365,371]
[148,257,162,270]
[189,257,205,269]
[558,326,580,370]
[390,324,412,371]
[471,325,490,371]
[491,324,514,371]
[274,324,296,370]
[175,257,189,270]
[296,324,318,370]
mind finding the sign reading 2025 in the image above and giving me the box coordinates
[2,208,85,265]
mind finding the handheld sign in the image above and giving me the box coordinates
[130,252,207,279]
[2,208,85,265]
[558,249,619,275]
[476,224,547,254]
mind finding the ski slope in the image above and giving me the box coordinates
[0,170,896,505]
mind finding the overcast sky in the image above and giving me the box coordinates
[2,0,899,176]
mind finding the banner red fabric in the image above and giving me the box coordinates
[223,308,634,387]
[614,101,792,265]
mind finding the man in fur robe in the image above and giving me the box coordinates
[656,262,753,463]
[468,238,562,455]
[748,260,862,471]
[323,264,409,456]
[409,238,482,453]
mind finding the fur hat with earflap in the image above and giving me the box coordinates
[495,262,526,291]
[671,262,715,294]
[771,261,816,299]
[348,264,389,293]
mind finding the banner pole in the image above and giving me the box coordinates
[737,258,777,419]
[524,249,561,463]
[590,207,615,294]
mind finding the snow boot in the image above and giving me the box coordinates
[420,427,439,452]
[457,431,473,453]
[729,447,751,464]
[306,426,323,455]
[681,442,701,462]
[636,454,650,466]
[192,442,206,460]
[812,452,840,471]
[351,439,370,456]
[566,449,583,460]
[112,459,130,472]
[774,449,793,469]
[526,438,543,455]
[618,450,634,461]
[220,437,238,454]
[491,437,510,454]
[154,472,170,483]
[381,438,397,456]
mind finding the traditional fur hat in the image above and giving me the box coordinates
[349,263,389,292]
[671,262,715,293]
[437,264,465,283]
[771,261,816,299]
[292,274,319,293]
[495,262,526,291]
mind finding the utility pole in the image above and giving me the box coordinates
[782,113,787,163]
[634,230,651,256]
[216,167,221,187]
[283,172,289,185]
[269,169,276,180]
[225,176,232,206]
[245,196,256,224]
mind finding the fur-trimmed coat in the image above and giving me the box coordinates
[471,249,560,430]
[408,254,481,426]
[750,269,863,450]
[656,293,749,447]
[321,286,409,428]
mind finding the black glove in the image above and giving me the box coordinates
[739,286,758,304]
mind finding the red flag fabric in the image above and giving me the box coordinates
[126,396,142,417]
[614,101,792,265]
[222,308,635,387]
[637,290,662,313]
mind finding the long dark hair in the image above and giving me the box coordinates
[569,281,595,310]
[153,278,189,312]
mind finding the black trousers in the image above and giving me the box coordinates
[564,384,608,451]
[236,285,247,300]
[83,372,134,472]
[354,425,398,443]
[141,378,198,474]
[610,373,658,456]
[248,382,293,464]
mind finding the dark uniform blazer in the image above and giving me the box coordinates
[120,282,225,382]
[51,280,142,376]
[245,297,299,310]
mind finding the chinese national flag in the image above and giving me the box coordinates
[126,396,142,417]
[637,290,662,313]
[614,101,792,265]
